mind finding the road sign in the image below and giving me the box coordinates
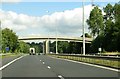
[6,47,9,52]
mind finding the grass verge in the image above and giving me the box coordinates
[48,54,120,69]
[0,53,23,59]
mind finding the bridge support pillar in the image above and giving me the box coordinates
[43,40,49,54]
[43,41,45,54]
[45,40,49,54]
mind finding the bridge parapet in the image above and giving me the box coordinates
[18,36,93,43]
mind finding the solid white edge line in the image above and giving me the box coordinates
[0,55,25,70]
[50,56,119,72]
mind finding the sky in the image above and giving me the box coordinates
[0,0,119,38]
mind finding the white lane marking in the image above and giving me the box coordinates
[47,66,51,69]
[0,55,25,70]
[58,75,64,79]
[50,56,119,72]
[42,62,45,64]
[40,60,41,62]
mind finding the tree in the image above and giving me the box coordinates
[50,41,56,53]
[81,33,92,38]
[103,4,113,21]
[90,34,104,53]
[103,3,120,52]
[2,28,18,53]
[18,41,30,53]
[88,3,120,53]
[57,41,69,53]
[114,3,120,23]
[87,6,104,36]
[113,3,120,51]
[58,41,63,53]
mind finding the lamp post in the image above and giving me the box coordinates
[43,41,45,54]
[82,0,85,55]
[46,10,50,54]
[56,22,58,54]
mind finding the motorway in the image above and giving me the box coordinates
[1,55,119,79]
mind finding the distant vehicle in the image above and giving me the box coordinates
[50,52,53,54]
[29,48,36,55]
[38,53,40,55]
[38,53,45,55]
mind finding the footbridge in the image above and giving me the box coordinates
[18,36,93,54]
[19,36,92,43]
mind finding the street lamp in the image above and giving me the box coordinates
[56,22,58,54]
[46,10,50,54]
[82,0,85,55]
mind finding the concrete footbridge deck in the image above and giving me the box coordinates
[18,36,93,43]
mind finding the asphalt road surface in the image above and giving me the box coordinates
[2,55,21,66]
[1,55,119,79]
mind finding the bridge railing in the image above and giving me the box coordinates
[48,54,120,69]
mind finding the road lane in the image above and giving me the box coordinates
[2,55,119,79]
[2,55,58,77]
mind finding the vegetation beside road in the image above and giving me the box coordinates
[99,52,120,56]
[0,53,24,59]
[87,3,120,53]
[0,28,30,54]
[49,54,120,69]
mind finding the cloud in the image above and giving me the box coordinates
[0,10,39,31]
[0,5,95,37]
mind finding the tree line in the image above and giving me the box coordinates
[50,40,91,54]
[87,2,120,53]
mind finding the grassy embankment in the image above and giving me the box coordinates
[99,52,120,56]
[48,52,120,69]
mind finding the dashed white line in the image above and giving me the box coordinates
[58,75,64,79]
[42,62,45,64]
[47,66,51,69]
[40,60,41,61]
[0,55,24,70]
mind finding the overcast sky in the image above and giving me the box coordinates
[0,0,118,38]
